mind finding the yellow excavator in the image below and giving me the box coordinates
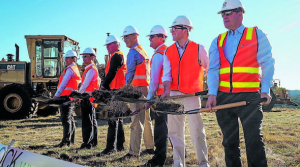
[0,35,80,119]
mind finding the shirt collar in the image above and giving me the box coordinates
[176,40,189,50]
[85,63,94,69]
[67,63,75,68]
[154,43,165,52]
[228,24,245,35]
[130,43,139,50]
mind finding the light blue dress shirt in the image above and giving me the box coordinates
[208,24,275,95]
[125,43,145,85]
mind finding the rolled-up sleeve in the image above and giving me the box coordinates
[256,29,275,94]
[147,53,163,99]
[207,37,220,96]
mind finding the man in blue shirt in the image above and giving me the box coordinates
[206,0,274,166]
[117,25,154,161]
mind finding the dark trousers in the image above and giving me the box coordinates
[216,91,267,167]
[106,118,125,150]
[151,112,168,166]
[60,103,75,143]
[81,98,98,145]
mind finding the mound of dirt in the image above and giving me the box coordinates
[105,101,131,118]
[152,99,184,113]
[114,85,142,99]
[92,90,112,104]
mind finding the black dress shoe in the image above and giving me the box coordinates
[80,143,91,149]
[99,148,115,155]
[117,146,125,152]
[116,153,139,162]
[140,149,155,155]
[140,159,163,167]
[56,140,70,148]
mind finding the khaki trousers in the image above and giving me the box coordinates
[129,86,154,156]
[168,91,209,167]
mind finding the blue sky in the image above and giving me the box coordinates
[1,0,299,90]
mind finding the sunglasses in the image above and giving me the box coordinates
[122,34,135,40]
[150,35,158,39]
[221,9,241,17]
[170,26,187,32]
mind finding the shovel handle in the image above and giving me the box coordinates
[197,101,247,113]
[166,90,208,99]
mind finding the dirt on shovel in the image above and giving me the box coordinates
[104,101,131,119]
[152,99,184,113]
[114,85,143,99]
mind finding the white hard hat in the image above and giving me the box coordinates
[121,25,139,37]
[218,0,245,14]
[147,25,168,37]
[104,35,120,46]
[80,47,96,56]
[64,50,77,58]
[170,15,193,29]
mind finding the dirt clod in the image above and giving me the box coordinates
[152,99,184,113]
[115,85,142,99]
[92,90,113,104]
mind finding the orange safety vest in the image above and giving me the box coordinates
[105,50,127,89]
[57,64,81,96]
[81,64,100,105]
[150,44,167,95]
[165,41,204,94]
[131,44,150,87]
[218,27,260,93]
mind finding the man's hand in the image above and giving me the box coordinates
[143,103,151,110]
[53,96,59,99]
[261,92,271,105]
[206,95,217,113]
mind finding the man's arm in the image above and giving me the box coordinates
[256,29,275,105]
[102,54,123,90]
[161,54,172,98]
[206,37,220,112]
[54,68,73,97]
[198,45,209,75]
[147,53,163,100]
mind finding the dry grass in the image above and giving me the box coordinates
[0,107,299,167]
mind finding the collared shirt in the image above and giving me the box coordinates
[125,43,145,84]
[208,24,275,95]
[162,40,209,83]
[147,44,165,100]
[79,63,98,93]
[54,63,76,97]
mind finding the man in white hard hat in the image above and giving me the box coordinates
[78,47,101,149]
[117,25,154,161]
[206,0,274,166]
[100,35,126,155]
[161,15,210,167]
[141,25,168,167]
[54,50,81,147]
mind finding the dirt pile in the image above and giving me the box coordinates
[92,90,112,103]
[115,85,142,99]
[105,101,131,118]
[152,99,184,113]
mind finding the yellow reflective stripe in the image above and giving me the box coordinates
[246,27,253,40]
[232,82,260,88]
[233,67,259,73]
[220,67,230,74]
[219,32,227,47]
[220,81,230,87]
[220,81,260,88]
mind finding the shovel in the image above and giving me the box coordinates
[155,98,268,115]
[114,90,208,103]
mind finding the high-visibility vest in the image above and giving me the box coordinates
[150,44,167,95]
[131,44,150,87]
[165,41,204,94]
[57,64,81,96]
[81,64,100,105]
[218,27,260,93]
[105,50,127,89]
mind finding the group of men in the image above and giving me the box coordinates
[54,0,275,166]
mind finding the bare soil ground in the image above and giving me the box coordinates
[0,107,299,167]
